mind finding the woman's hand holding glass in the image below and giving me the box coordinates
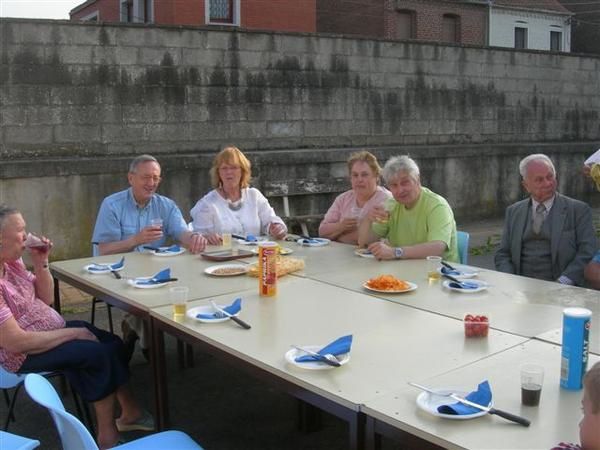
[26,233,53,264]
[338,217,359,234]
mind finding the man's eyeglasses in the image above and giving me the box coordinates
[138,175,162,183]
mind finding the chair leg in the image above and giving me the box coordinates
[69,382,95,436]
[91,297,115,335]
[4,384,23,431]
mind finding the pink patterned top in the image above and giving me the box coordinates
[0,259,65,372]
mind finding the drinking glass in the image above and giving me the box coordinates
[426,256,442,281]
[521,364,544,406]
[170,286,189,319]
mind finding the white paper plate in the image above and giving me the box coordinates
[362,281,418,294]
[354,248,375,258]
[250,247,293,255]
[296,238,330,247]
[285,345,350,370]
[127,277,168,289]
[442,279,488,293]
[187,305,240,323]
[152,247,185,257]
[84,264,125,275]
[416,389,491,420]
[204,264,248,276]
[438,266,479,279]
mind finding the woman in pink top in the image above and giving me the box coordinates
[319,151,391,244]
[0,206,151,449]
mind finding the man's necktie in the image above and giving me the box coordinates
[532,203,546,234]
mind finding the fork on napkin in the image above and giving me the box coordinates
[133,268,175,285]
[196,298,242,319]
[295,335,353,363]
[88,256,125,271]
[437,380,492,415]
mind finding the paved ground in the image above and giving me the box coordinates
[0,214,582,449]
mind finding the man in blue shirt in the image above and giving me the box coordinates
[92,154,207,359]
[93,154,206,255]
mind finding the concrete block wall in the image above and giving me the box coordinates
[1,18,599,259]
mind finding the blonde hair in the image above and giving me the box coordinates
[209,146,252,189]
[347,151,382,178]
[584,361,600,414]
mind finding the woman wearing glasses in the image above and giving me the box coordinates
[190,146,287,244]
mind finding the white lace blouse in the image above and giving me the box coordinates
[190,187,286,236]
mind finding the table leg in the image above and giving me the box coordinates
[151,318,169,430]
[348,412,365,450]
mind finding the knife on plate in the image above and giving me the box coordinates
[441,261,458,271]
[209,300,251,329]
[450,394,530,427]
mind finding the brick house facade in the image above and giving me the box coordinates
[317,0,488,46]
[70,0,316,33]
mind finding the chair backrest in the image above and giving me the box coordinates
[457,230,470,265]
[24,374,98,450]
[0,430,40,450]
[0,366,26,389]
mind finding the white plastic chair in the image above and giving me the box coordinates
[0,430,40,449]
[24,374,204,450]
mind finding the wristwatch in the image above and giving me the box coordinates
[394,247,404,259]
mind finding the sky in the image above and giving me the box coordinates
[0,0,84,19]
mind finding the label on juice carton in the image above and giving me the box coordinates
[560,307,592,390]
[258,241,277,297]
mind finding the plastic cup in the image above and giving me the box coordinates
[170,286,189,318]
[426,256,442,281]
[222,233,232,249]
[150,218,163,229]
[521,364,544,406]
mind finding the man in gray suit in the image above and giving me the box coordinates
[495,154,597,286]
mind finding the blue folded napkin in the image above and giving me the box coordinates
[441,266,461,276]
[89,256,125,271]
[245,234,257,242]
[196,298,242,320]
[437,380,492,415]
[136,268,171,285]
[295,335,353,363]
[156,244,181,253]
[449,280,480,290]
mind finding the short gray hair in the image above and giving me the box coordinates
[0,205,19,231]
[519,154,555,178]
[129,154,159,173]
[382,155,420,184]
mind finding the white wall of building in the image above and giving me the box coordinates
[490,7,571,52]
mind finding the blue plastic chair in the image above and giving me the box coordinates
[24,374,204,450]
[0,430,40,449]
[457,231,470,265]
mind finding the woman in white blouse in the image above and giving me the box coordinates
[190,146,287,245]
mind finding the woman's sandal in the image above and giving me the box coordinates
[116,409,155,432]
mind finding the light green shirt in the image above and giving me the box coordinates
[372,187,459,262]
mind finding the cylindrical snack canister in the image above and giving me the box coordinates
[560,307,592,390]
[258,241,278,297]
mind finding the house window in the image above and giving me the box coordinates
[515,27,527,49]
[121,0,133,22]
[550,31,562,51]
[80,11,99,22]
[209,0,234,23]
[395,10,415,40]
[442,14,460,43]
[120,0,152,23]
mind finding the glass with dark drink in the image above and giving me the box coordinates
[521,364,544,406]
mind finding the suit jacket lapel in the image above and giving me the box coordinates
[512,200,530,274]
[550,194,567,264]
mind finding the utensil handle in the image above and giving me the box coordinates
[441,261,457,271]
[143,246,160,251]
[230,315,251,329]
[111,270,122,279]
[442,273,461,283]
[160,278,178,282]
[489,408,530,427]
[231,234,246,240]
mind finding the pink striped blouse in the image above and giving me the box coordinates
[0,259,65,372]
